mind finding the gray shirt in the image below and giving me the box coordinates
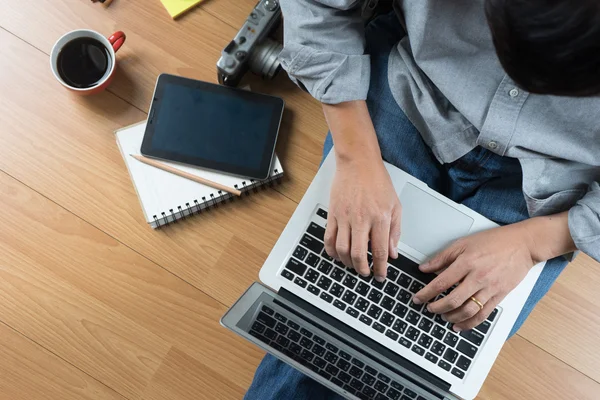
[279,0,600,262]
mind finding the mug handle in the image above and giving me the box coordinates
[108,31,126,53]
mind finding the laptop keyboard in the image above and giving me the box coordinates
[250,304,428,400]
[279,207,499,380]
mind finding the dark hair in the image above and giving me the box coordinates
[485,0,600,97]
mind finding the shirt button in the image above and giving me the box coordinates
[509,88,519,97]
[488,141,498,150]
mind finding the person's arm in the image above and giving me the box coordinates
[412,211,576,332]
[279,0,402,280]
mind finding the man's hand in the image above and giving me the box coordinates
[412,211,575,332]
[325,158,402,281]
[322,100,401,282]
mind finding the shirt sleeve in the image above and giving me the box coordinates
[279,0,370,104]
[568,181,600,262]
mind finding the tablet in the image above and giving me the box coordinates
[141,74,285,180]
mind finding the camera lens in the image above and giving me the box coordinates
[264,0,279,12]
[249,38,282,80]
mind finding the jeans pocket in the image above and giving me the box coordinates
[523,189,586,216]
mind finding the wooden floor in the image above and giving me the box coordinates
[0,1,598,399]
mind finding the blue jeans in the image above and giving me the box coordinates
[245,12,569,400]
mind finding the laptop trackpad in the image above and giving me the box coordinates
[399,183,474,257]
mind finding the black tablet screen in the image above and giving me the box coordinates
[152,83,274,171]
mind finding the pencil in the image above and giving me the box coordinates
[130,154,242,197]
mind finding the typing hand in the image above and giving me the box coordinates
[323,157,402,282]
[412,223,538,331]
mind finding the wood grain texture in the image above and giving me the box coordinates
[0,322,125,400]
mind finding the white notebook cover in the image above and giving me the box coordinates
[116,121,284,228]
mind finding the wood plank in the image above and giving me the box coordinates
[518,253,600,383]
[0,0,327,203]
[0,322,125,400]
[0,18,296,305]
[142,346,257,400]
[0,170,263,398]
[478,335,600,400]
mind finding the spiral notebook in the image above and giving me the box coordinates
[116,121,284,229]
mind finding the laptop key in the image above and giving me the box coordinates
[438,360,451,371]
[350,378,364,391]
[362,386,377,398]
[399,336,412,348]
[434,314,445,325]
[275,323,289,335]
[451,368,465,379]
[313,344,326,357]
[457,340,477,358]
[289,343,303,355]
[349,366,363,379]
[287,330,301,342]
[356,298,370,312]
[305,269,320,283]
[320,292,334,303]
[418,318,433,333]
[286,258,308,277]
[361,373,376,386]
[373,322,386,333]
[307,285,320,296]
[367,304,383,320]
[337,359,351,372]
[384,281,400,297]
[300,328,313,338]
[256,312,276,328]
[275,335,290,347]
[346,307,360,318]
[300,234,324,254]
[397,273,412,289]
[385,329,399,341]
[294,277,308,288]
[443,348,458,364]
[387,388,402,400]
[300,349,314,362]
[299,337,313,349]
[387,266,400,281]
[331,267,345,282]
[443,332,459,348]
[381,296,396,311]
[343,275,358,290]
[262,306,275,315]
[380,311,395,327]
[418,334,433,349]
[456,355,472,371]
[264,329,277,340]
[339,350,351,360]
[422,307,435,320]
[356,282,370,296]
[317,260,333,275]
[392,320,407,335]
[330,283,345,298]
[251,322,265,333]
[397,289,412,304]
[317,276,333,291]
[488,308,499,321]
[404,388,418,398]
[409,281,424,294]
[287,320,300,330]
[325,343,338,353]
[460,329,484,346]
[372,279,385,290]
[406,326,420,341]
[375,393,388,400]
[306,252,321,267]
[406,310,421,325]
[359,314,373,326]
[281,269,295,281]
[392,303,408,319]
[339,371,352,383]
[351,358,365,368]
[313,357,327,369]
[316,208,328,219]
[343,384,356,396]
[331,377,344,387]
[431,341,446,357]
[333,300,346,311]
[411,344,425,356]
[367,289,383,304]
[324,351,339,364]
[321,249,334,262]
[342,291,357,306]
[293,246,309,261]
[409,301,423,312]
[431,325,445,340]
[475,320,491,334]
[314,336,326,345]
[425,352,439,364]
[401,396,414,400]
[274,313,287,323]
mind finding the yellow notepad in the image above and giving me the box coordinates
[160,0,204,19]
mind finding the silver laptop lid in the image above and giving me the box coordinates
[222,283,461,400]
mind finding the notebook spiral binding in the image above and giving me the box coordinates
[151,169,282,228]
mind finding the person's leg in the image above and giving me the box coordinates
[444,148,569,338]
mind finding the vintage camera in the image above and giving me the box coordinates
[217,0,283,87]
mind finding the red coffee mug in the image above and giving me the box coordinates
[50,29,126,95]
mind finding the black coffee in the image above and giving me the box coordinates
[57,37,111,88]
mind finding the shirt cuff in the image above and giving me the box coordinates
[280,43,371,104]
[568,182,600,263]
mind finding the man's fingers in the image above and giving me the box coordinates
[419,240,465,273]
[427,275,479,315]
[335,223,352,268]
[443,289,493,325]
[370,217,391,282]
[452,295,500,332]
[388,206,401,259]
[324,216,339,260]
[413,261,467,305]
[350,226,370,276]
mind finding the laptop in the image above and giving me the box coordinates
[222,151,545,400]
